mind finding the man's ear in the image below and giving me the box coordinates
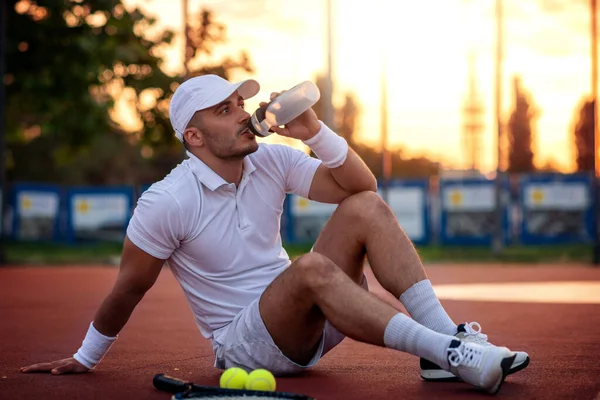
[183,126,204,147]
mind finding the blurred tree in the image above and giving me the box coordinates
[537,158,561,173]
[507,76,537,173]
[185,9,253,80]
[337,93,358,147]
[6,1,252,185]
[6,0,177,183]
[392,154,440,178]
[572,98,594,172]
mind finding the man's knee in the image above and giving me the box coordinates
[337,191,393,221]
[292,252,341,292]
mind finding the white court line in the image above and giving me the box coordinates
[433,281,600,304]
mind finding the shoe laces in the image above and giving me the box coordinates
[448,342,484,369]
[462,321,488,343]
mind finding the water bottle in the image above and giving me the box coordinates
[248,81,321,137]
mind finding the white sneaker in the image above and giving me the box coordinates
[446,339,516,394]
[421,322,530,381]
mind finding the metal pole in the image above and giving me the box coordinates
[492,0,504,255]
[182,0,190,80]
[324,0,335,130]
[591,0,599,265]
[0,0,7,265]
[380,33,390,204]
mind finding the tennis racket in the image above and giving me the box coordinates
[153,373,316,400]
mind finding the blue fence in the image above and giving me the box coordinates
[518,173,594,245]
[64,186,134,243]
[438,177,510,246]
[3,173,596,246]
[11,183,62,242]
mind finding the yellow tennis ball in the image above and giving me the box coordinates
[219,367,249,389]
[245,369,276,392]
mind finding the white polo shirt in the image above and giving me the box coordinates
[126,141,322,340]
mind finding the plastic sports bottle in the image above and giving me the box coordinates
[248,81,321,137]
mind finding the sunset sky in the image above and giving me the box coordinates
[123,0,593,173]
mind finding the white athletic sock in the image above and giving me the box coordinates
[383,313,454,369]
[399,279,457,336]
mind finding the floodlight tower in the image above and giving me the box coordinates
[462,52,485,175]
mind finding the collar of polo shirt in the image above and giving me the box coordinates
[185,151,257,191]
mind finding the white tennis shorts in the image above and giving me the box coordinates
[211,275,369,376]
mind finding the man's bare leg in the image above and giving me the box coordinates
[259,252,455,367]
[260,192,517,393]
[260,252,395,364]
[312,191,425,296]
[312,191,457,335]
[258,251,516,395]
[260,191,455,365]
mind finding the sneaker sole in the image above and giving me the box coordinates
[488,353,517,394]
[508,355,530,375]
[420,354,530,382]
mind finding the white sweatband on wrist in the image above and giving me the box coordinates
[73,322,117,370]
[302,121,348,169]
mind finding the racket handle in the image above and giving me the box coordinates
[153,373,192,393]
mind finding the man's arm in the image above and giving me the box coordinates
[20,237,165,375]
[90,237,165,335]
[264,91,377,205]
[307,148,377,204]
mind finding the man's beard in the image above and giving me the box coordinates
[204,130,258,160]
[215,143,258,160]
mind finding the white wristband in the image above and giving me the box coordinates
[73,322,117,370]
[302,121,348,169]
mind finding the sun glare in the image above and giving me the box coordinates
[117,0,586,172]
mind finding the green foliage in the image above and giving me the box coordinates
[573,98,594,172]
[507,76,537,173]
[185,8,254,80]
[6,1,252,185]
[6,0,178,183]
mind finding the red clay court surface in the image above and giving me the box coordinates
[2,264,600,400]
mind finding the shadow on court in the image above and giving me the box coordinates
[2,264,599,399]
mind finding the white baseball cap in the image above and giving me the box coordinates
[169,74,260,142]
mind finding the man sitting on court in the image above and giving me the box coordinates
[21,74,529,395]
